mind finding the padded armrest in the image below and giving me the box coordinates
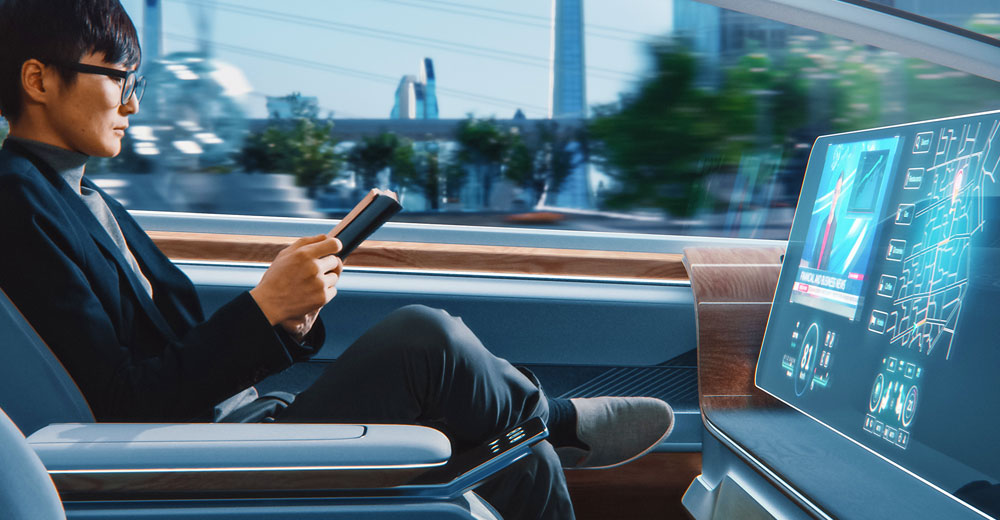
[27,423,450,497]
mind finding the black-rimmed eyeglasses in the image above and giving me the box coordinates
[51,62,146,106]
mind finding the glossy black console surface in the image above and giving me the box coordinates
[707,400,994,519]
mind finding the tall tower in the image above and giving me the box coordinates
[420,58,439,119]
[390,76,418,119]
[188,0,216,57]
[549,0,586,119]
[143,0,163,65]
[390,58,439,119]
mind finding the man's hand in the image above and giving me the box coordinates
[279,309,321,343]
[249,235,343,337]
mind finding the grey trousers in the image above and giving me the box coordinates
[277,304,576,520]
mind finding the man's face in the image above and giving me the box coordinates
[46,52,138,157]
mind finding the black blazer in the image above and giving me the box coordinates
[0,140,320,422]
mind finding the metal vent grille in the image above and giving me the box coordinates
[557,366,698,412]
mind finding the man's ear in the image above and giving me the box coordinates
[20,59,51,104]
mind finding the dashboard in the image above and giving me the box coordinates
[756,109,1000,517]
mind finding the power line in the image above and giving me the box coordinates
[164,32,549,116]
[368,0,661,43]
[166,0,641,81]
[377,0,662,39]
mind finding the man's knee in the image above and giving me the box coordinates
[384,304,469,355]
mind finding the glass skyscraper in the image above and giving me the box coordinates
[550,0,586,119]
[390,58,439,120]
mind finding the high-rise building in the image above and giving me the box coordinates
[549,0,586,119]
[546,0,591,208]
[673,0,805,87]
[419,58,439,119]
[143,0,163,65]
[390,58,439,120]
[673,0,998,86]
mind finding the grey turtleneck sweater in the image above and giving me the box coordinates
[10,136,154,298]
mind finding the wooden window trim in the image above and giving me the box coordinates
[149,231,688,282]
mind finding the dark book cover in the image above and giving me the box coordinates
[328,189,402,259]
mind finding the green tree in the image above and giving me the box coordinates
[237,125,292,172]
[504,121,588,207]
[237,101,342,193]
[589,41,756,216]
[453,117,511,208]
[391,140,458,211]
[287,118,342,192]
[346,132,402,192]
[720,51,808,147]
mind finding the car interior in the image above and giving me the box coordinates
[1,0,999,519]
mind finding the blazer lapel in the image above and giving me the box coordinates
[3,140,179,341]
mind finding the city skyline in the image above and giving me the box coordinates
[118,0,673,120]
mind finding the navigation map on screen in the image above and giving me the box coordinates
[756,111,1000,517]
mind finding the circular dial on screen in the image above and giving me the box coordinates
[902,385,918,427]
[795,323,821,396]
[870,373,885,412]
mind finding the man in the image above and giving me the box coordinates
[0,1,674,518]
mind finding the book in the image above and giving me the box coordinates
[327,188,402,259]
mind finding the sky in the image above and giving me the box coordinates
[118,0,674,119]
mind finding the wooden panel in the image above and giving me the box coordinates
[683,246,783,303]
[682,247,785,416]
[695,302,773,400]
[686,264,781,303]
[566,452,702,520]
[149,231,688,281]
[683,247,783,267]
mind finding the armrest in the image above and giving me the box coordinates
[27,422,450,497]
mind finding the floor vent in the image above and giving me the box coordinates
[558,366,698,412]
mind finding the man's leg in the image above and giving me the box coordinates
[277,304,575,520]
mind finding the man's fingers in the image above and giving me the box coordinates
[322,271,340,289]
[301,235,343,257]
[290,234,327,249]
[317,254,343,275]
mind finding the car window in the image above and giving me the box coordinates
[98,0,1000,240]
[847,0,1000,42]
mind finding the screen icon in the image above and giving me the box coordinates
[869,310,889,334]
[895,204,914,225]
[877,274,897,298]
[865,414,877,432]
[913,132,934,153]
[896,429,910,449]
[886,240,906,261]
[904,168,923,189]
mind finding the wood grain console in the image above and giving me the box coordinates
[149,230,688,282]
[682,247,785,415]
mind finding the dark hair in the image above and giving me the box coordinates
[0,0,141,122]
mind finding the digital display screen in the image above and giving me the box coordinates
[791,137,901,321]
[756,111,1000,517]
